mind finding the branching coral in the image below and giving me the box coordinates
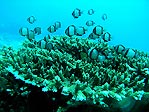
[0,36,149,111]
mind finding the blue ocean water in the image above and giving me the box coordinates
[0,0,149,52]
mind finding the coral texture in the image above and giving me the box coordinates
[0,36,149,111]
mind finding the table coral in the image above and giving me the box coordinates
[0,36,149,112]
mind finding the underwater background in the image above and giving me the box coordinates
[1,0,149,112]
[0,0,149,53]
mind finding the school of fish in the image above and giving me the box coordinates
[19,8,137,61]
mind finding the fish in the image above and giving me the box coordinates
[76,26,87,36]
[26,30,35,40]
[88,48,99,60]
[19,27,29,36]
[34,27,41,35]
[97,53,106,62]
[88,9,95,15]
[37,39,46,49]
[45,42,53,50]
[65,25,87,37]
[86,20,95,26]
[37,39,53,50]
[72,8,83,18]
[19,27,35,40]
[65,25,76,37]
[93,25,104,36]
[102,13,107,21]
[114,44,125,54]
[44,34,51,42]
[47,25,56,33]
[123,48,137,58]
[54,21,61,30]
[27,16,36,24]
[88,32,100,39]
[101,32,111,42]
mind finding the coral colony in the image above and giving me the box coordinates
[0,9,149,112]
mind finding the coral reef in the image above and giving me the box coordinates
[0,36,149,112]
